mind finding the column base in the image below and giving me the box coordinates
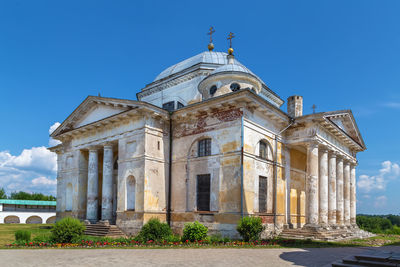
[283,223,294,229]
[99,220,110,226]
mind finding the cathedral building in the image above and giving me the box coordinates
[49,40,366,238]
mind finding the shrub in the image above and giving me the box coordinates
[165,234,181,243]
[15,230,31,241]
[209,233,223,243]
[32,234,52,243]
[236,216,264,242]
[182,221,208,242]
[136,218,172,242]
[51,217,85,243]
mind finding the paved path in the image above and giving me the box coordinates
[1,246,400,267]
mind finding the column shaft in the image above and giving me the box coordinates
[101,145,114,221]
[350,164,357,225]
[336,157,344,226]
[319,149,328,226]
[328,152,337,226]
[87,149,99,222]
[306,142,319,226]
[344,162,351,226]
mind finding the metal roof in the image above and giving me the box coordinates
[154,51,243,81]
[0,199,56,206]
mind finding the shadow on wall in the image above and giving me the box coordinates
[278,246,400,267]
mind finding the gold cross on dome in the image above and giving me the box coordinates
[227,32,235,48]
[207,26,215,43]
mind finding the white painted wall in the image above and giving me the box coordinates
[0,211,56,224]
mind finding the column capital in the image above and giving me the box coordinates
[306,140,320,149]
[103,143,114,149]
[319,147,329,153]
[87,145,101,152]
[329,150,338,158]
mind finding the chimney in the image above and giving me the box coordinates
[287,95,303,118]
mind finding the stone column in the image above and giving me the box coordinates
[305,142,319,227]
[344,161,351,226]
[319,148,328,226]
[336,157,344,226]
[101,144,114,222]
[328,151,337,226]
[350,164,357,226]
[284,146,292,227]
[87,148,99,223]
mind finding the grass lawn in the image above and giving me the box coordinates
[0,224,52,247]
[1,224,400,248]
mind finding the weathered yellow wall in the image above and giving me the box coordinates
[289,148,306,227]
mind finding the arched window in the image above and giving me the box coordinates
[26,216,43,224]
[126,176,135,211]
[66,183,72,211]
[259,140,273,160]
[198,138,211,157]
[4,215,20,224]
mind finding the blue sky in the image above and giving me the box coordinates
[0,0,399,214]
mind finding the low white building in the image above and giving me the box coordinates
[0,199,56,224]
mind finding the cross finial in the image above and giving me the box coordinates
[207,26,215,51]
[227,32,235,48]
[207,26,215,43]
[312,104,317,114]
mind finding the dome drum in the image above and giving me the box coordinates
[198,71,262,100]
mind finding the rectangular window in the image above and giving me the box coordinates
[259,176,267,213]
[197,174,211,211]
[198,138,211,157]
[162,101,175,112]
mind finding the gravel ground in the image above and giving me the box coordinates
[1,246,400,267]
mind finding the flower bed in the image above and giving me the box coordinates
[5,238,343,249]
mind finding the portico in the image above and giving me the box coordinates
[302,141,357,229]
[86,143,117,224]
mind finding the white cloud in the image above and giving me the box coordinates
[0,146,57,196]
[32,176,57,186]
[48,122,61,147]
[357,160,400,193]
[374,195,387,208]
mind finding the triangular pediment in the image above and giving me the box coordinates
[51,96,140,137]
[323,110,365,149]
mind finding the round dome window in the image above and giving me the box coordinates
[209,85,217,95]
[230,83,241,92]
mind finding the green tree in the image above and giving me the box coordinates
[9,191,56,201]
[0,187,7,199]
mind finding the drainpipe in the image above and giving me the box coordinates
[273,118,294,232]
[167,115,173,226]
[240,114,244,219]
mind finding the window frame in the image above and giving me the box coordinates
[259,140,272,160]
[196,174,211,212]
[198,138,212,157]
[162,101,175,112]
[258,176,267,213]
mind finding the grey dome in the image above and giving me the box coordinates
[154,51,244,81]
[210,63,265,84]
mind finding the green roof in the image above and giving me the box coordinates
[0,199,56,206]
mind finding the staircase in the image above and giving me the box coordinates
[280,228,351,241]
[332,252,400,266]
[84,223,126,238]
[279,226,374,241]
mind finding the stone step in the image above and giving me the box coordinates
[333,252,400,267]
[84,223,125,237]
